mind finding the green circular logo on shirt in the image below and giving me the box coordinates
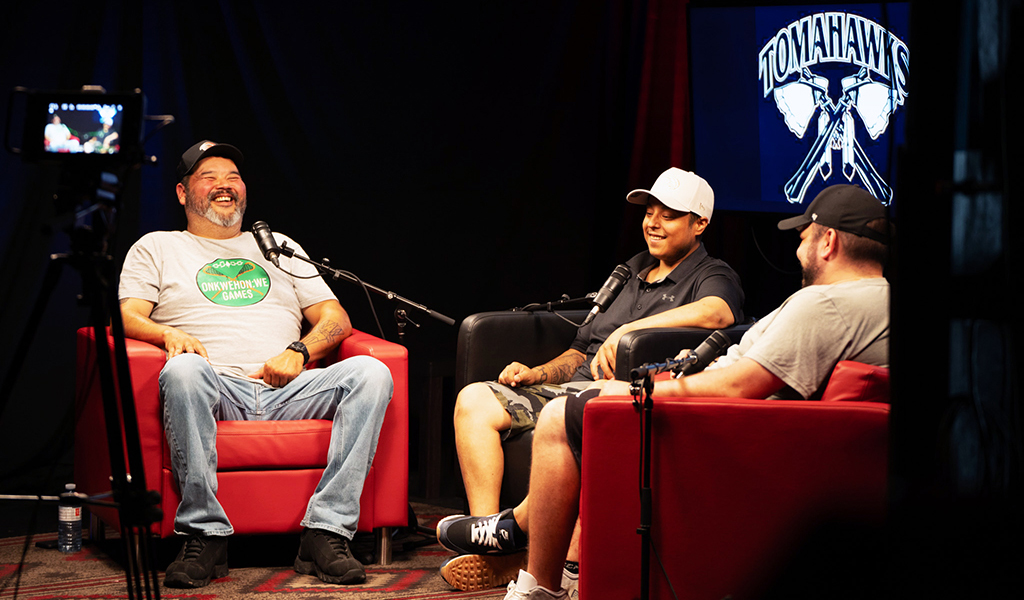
[196,258,271,306]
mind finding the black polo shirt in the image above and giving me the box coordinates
[568,245,744,381]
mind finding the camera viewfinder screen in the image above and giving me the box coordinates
[43,101,126,155]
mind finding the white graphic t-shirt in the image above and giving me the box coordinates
[118,230,336,380]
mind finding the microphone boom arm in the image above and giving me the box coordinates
[629,330,733,381]
[279,241,456,327]
[629,354,699,381]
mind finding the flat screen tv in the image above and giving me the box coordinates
[689,2,910,213]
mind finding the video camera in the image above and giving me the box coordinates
[6,85,145,167]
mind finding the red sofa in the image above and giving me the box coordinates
[579,361,890,599]
[73,326,409,564]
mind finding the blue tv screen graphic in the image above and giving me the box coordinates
[689,2,909,213]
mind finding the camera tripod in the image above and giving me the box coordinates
[0,167,162,600]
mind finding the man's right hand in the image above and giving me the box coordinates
[161,328,209,359]
[121,297,208,360]
[497,362,538,387]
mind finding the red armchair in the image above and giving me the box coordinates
[579,361,890,599]
[73,326,408,564]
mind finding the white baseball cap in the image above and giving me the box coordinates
[626,167,714,221]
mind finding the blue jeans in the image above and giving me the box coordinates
[158,353,393,539]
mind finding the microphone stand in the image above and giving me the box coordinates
[277,241,453,552]
[628,355,698,600]
[629,372,656,600]
[278,241,455,342]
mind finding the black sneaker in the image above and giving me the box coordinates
[293,527,366,585]
[436,508,527,555]
[163,535,229,588]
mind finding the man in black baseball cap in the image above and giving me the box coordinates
[778,184,892,288]
[778,184,890,244]
[119,139,393,589]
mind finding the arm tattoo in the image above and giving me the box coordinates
[537,352,586,385]
[304,319,347,347]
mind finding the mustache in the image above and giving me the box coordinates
[207,188,241,202]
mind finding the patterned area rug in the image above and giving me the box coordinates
[0,503,509,599]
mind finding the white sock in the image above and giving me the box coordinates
[514,569,538,593]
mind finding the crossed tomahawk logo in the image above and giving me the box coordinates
[773,66,897,205]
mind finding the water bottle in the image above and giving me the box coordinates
[58,483,82,553]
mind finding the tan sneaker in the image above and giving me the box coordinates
[439,550,529,591]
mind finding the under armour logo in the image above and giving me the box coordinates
[759,12,909,206]
[662,294,675,303]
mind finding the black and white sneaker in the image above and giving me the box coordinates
[436,508,527,555]
[164,535,229,588]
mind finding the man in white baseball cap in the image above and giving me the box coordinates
[626,166,714,221]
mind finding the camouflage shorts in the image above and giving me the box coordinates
[482,381,588,440]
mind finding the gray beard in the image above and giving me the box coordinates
[184,187,245,228]
[201,205,243,228]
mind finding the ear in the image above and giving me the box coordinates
[819,228,839,259]
[176,182,187,206]
[693,216,710,236]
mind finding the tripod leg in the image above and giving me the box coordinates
[81,257,163,599]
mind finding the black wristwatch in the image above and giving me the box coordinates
[287,341,310,365]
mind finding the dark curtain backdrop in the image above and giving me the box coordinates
[0,0,800,496]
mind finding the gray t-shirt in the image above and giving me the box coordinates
[709,278,890,399]
[119,230,336,380]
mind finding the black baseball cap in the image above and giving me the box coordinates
[177,140,244,180]
[778,185,890,244]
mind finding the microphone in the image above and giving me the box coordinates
[581,264,631,327]
[251,221,281,267]
[674,329,732,377]
[628,330,733,381]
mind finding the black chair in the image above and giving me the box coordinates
[454,310,752,508]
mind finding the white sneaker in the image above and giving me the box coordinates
[503,569,568,600]
[561,566,579,600]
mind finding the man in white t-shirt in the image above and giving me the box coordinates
[497,184,892,600]
[119,141,393,589]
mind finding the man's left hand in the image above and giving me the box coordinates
[591,325,630,380]
[249,350,305,388]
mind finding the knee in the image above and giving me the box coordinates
[159,353,213,391]
[353,355,392,387]
[535,397,567,444]
[454,383,502,427]
[159,354,220,418]
[330,355,394,400]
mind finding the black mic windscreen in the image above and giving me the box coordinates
[678,329,733,377]
[581,264,632,327]
[591,264,631,310]
[251,221,281,265]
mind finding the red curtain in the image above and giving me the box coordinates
[629,0,692,184]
